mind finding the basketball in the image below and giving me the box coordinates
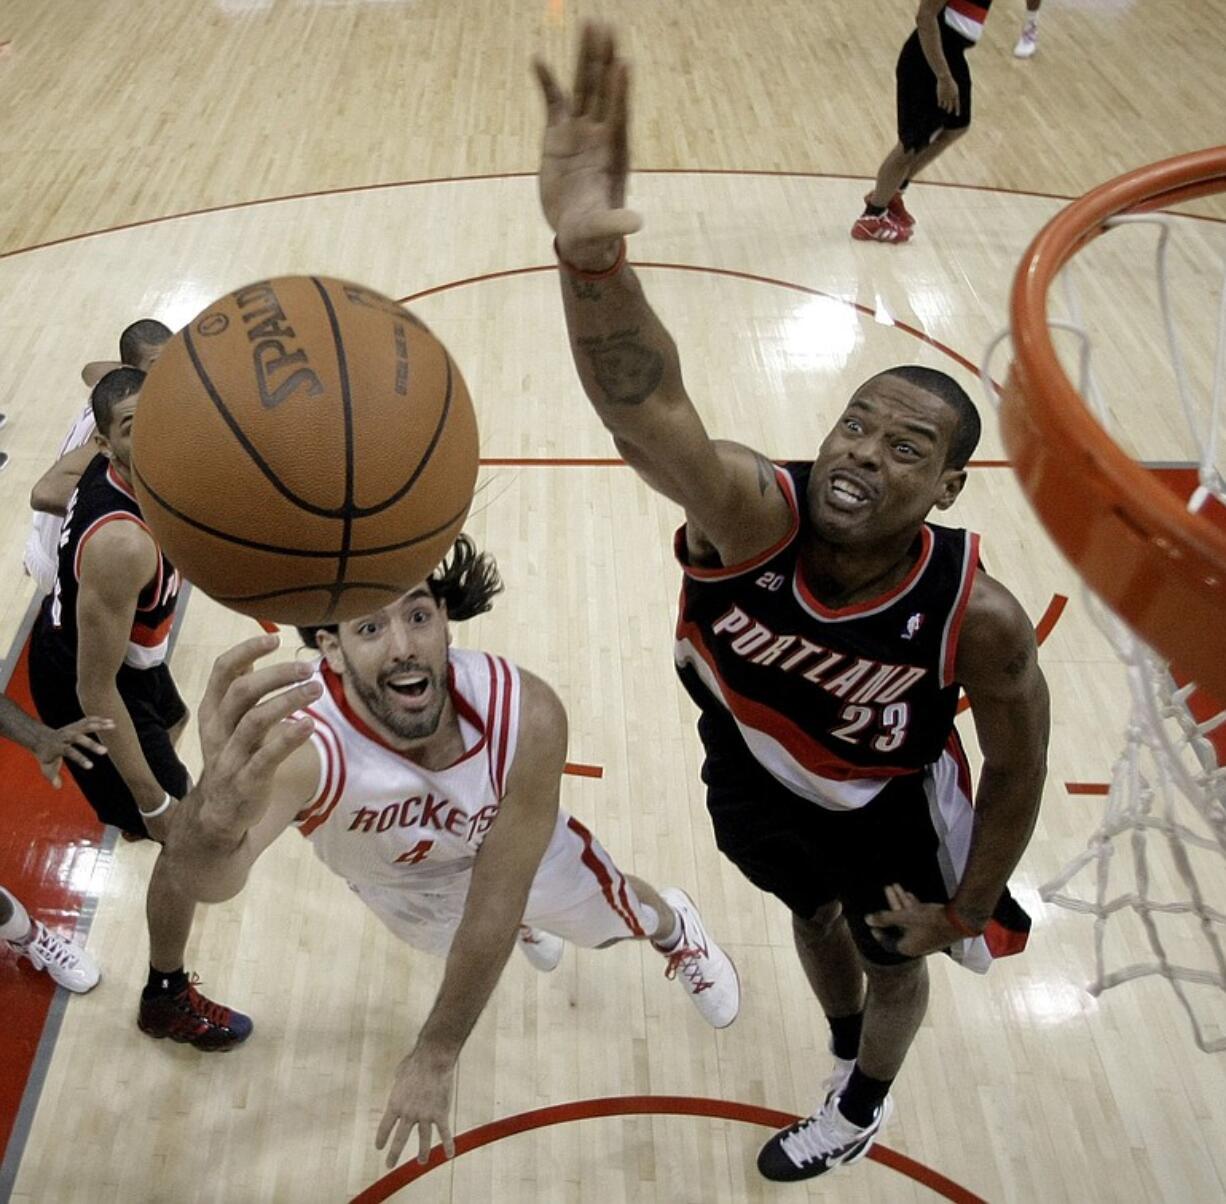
[130,276,479,625]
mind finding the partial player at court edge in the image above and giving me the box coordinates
[159,537,739,1168]
[536,25,1049,1183]
[852,0,990,243]
[0,695,113,993]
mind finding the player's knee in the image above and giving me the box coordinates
[862,952,927,992]
[794,900,843,942]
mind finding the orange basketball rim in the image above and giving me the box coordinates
[1001,146,1226,700]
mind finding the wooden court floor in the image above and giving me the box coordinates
[1,2,1224,1201]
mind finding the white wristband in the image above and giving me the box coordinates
[139,791,175,819]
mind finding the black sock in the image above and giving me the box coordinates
[827,1011,864,1061]
[837,1066,893,1128]
[144,965,188,999]
[863,202,887,217]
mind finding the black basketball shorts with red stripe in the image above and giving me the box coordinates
[29,623,190,838]
[696,706,1023,967]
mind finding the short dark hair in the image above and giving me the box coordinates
[296,535,504,650]
[90,367,144,434]
[119,319,172,368]
[865,365,981,470]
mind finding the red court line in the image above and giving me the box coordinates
[3,168,1222,262]
[400,264,987,380]
[1066,783,1110,795]
[350,1095,986,1204]
[562,762,603,779]
[0,642,106,1164]
[1033,594,1069,644]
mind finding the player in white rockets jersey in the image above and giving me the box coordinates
[160,538,740,1168]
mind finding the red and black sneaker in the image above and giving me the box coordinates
[138,973,253,1052]
[862,191,916,230]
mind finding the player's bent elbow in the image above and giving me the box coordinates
[30,479,66,515]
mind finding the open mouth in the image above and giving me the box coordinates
[826,471,873,510]
[384,671,432,704]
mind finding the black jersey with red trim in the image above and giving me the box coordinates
[674,461,980,811]
[37,454,182,670]
[942,0,991,42]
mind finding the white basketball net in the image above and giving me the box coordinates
[984,207,1226,1053]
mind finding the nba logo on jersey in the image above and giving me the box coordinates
[901,612,924,640]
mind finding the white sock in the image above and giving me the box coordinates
[650,906,682,950]
[0,887,33,945]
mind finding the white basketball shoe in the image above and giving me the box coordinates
[655,887,741,1029]
[517,925,564,972]
[11,921,100,994]
[757,1090,893,1182]
[1013,18,1039,58]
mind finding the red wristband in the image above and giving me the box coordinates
[554,237,627,280]
[943,901,984,937]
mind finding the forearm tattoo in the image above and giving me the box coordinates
[577,329,665,407]
[568,277,604,302]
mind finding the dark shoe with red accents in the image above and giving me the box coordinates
[138,974,253,1051]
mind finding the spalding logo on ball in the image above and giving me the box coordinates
[131,276,479,625]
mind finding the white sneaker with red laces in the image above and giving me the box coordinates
[12,920,100,994]
[517,925,564,972]
[655,888,740,1029]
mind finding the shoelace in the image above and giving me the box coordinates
[31,924,81,969]
[180,974,233,1028]
[663,946,715,994]
[779,1102,858,1167]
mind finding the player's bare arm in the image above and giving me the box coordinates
[868,572,1049,955]
[375,670,567,1168]
[536,23,792,567]
[951,573,1049,921]
[0,695,113,789]
[165,634,322,904]
[76,522,183,837]
[916,0,959,114]
[30,444,96,516]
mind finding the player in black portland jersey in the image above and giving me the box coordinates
[538,27,1050,1184]
[30,369,187,838]
[28,367,250,1050]
[676,460,980,796]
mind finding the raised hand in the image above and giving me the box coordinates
[187,634,321,849]
[374,1046,457,1169]
[535,22,643,271]
[35,716,114,789]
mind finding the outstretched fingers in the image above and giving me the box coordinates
[200,633,280,720]
[572,21,601,116]
[227,677,322,759]
[214,660,316,742]
[240,714,315,786]
[533,57,567,124]
[609,60,631,208]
